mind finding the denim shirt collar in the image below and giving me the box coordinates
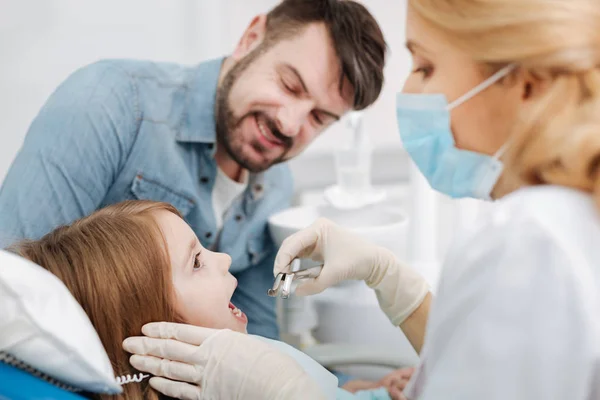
[176,57,277,202]
[176,57,225,144]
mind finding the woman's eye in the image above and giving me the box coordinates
[193,253,204,271]
[413,65,434,79]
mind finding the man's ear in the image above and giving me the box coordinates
[232,15,268,61]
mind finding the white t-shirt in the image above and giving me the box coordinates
[211,167,248,232]
[405,185,600,400]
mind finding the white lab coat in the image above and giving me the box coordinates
[404,185,600,400]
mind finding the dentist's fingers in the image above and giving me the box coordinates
[123,337,201,364]
[294,260,353,296]
[293,277,320,296]
[294,274,338,296]
[141,322,218,345]
[149,377,203,400]
[274,220,328,276]
[129,355,203,383]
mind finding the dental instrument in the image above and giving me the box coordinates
[268,259,322,299]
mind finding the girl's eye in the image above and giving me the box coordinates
[193,253,204,271]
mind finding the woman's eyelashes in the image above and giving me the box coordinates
[193,253,205,271]
[411,56,434,79]
[413,64,434,79]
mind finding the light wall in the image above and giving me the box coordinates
[0,0,410,183]
[0,0,218,182]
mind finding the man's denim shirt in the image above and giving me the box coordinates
[0,58,293,339]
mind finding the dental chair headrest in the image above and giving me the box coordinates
[0,249,121,394]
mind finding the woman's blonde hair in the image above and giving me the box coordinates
[10,200,185,399]
[410,0,600,203]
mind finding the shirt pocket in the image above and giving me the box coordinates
[247,234,273,266]
[131,174,195,217]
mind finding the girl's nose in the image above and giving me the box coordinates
[217,252,232,274]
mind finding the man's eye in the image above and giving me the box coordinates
[193,253,204,271]
[312,111,323,125]
[282,79,299,95]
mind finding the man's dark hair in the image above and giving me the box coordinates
[266,0,387,110]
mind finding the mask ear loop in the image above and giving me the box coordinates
[446,64,517,111]
[492,139,512,162]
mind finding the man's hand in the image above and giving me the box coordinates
[341,367,414,400]
[378,367,414,400]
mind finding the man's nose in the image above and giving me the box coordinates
[276,101,313,138]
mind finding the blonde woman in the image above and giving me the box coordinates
[124,0,600,399]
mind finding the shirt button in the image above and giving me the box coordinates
[200,176,210,184]
[235,215,243,222]
[205,232,213,239]
[253,184,263,193]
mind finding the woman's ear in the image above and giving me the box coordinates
[521,69,548,101]
[524,82,533,99]
[232,15,268,61]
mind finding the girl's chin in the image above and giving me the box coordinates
[234,322,248,334]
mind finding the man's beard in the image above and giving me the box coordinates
[215,45,293,173]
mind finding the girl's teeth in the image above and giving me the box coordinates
[231,306,242,317]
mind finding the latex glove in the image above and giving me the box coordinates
[274,218,429,325]
[122,322,327,400]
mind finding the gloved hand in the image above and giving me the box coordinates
[122,322,327,400]
[274,218,430,326]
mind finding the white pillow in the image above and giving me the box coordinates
[0,249,121,394]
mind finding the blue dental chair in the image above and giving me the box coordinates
[0,362,87,400]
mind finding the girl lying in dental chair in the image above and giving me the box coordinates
[9,200,412,400]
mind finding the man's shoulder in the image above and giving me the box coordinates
[49,59,197,130]
[71,59,192,87]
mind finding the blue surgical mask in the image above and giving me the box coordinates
[396,65,515,200]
